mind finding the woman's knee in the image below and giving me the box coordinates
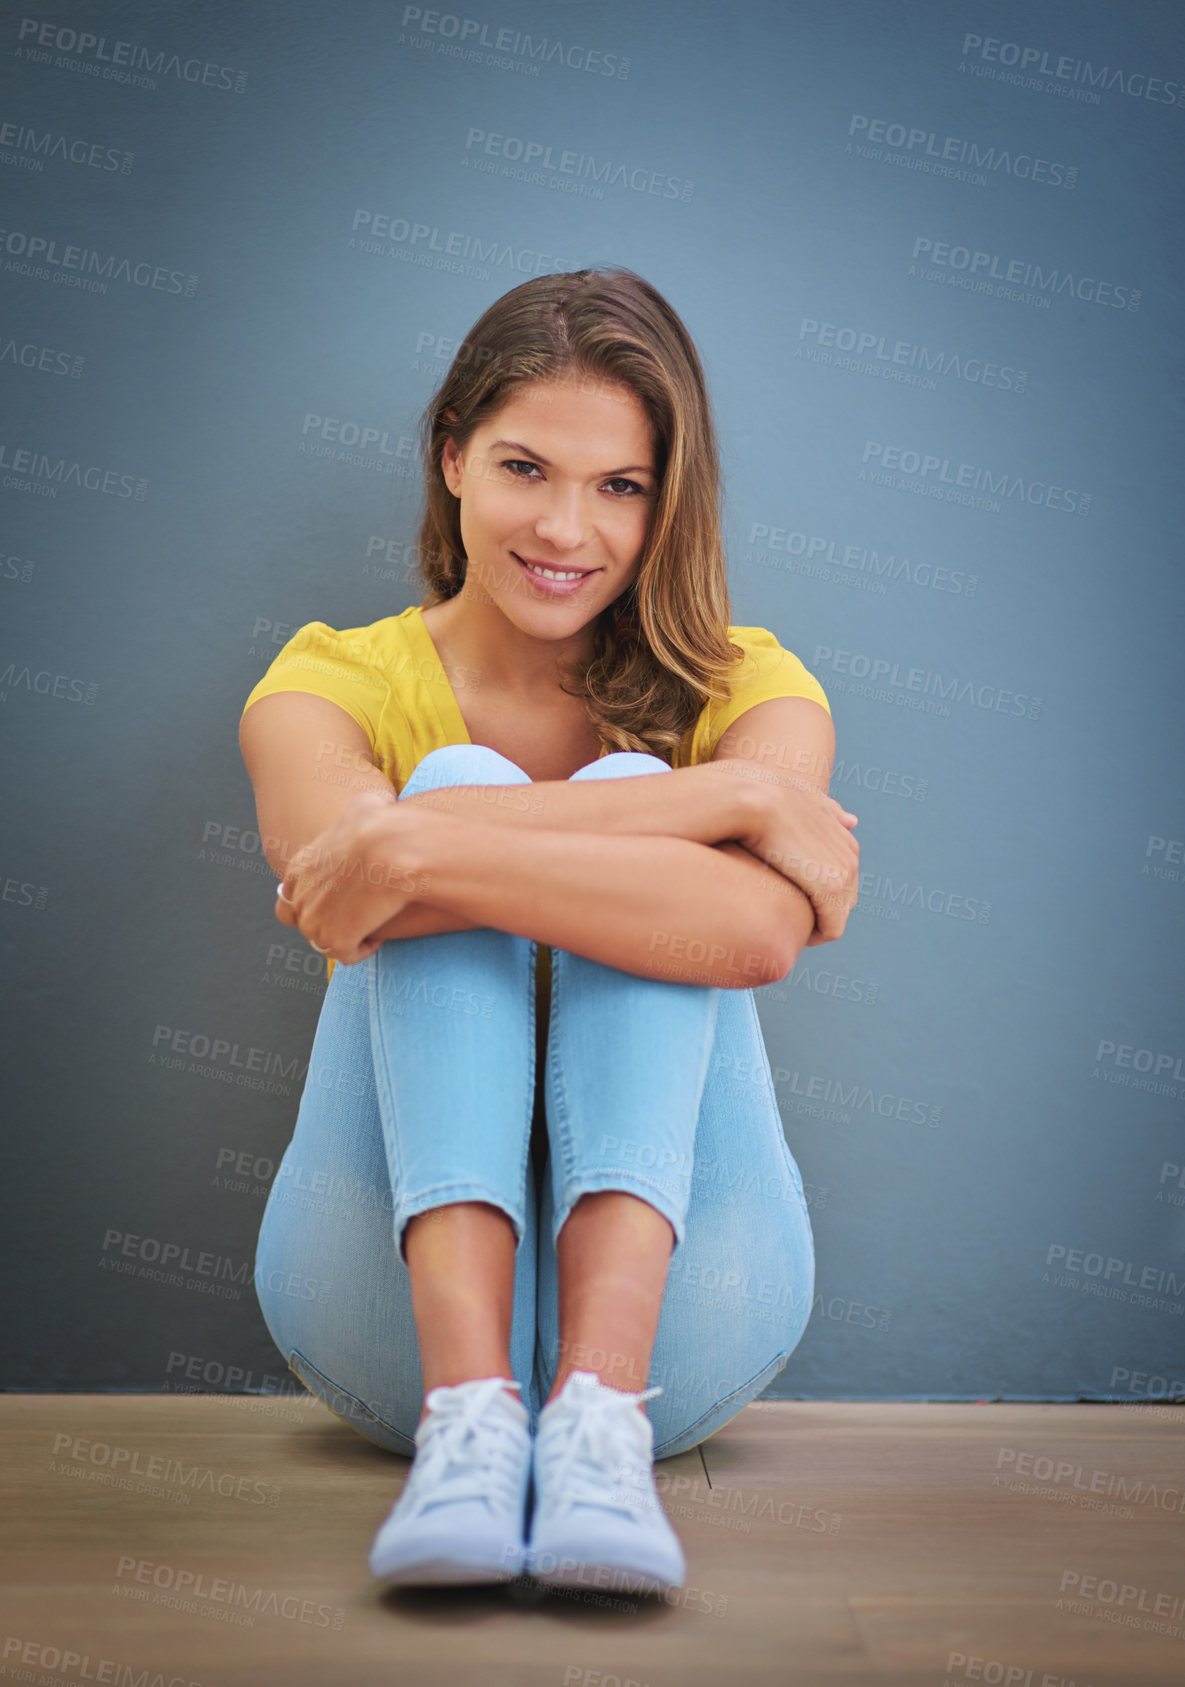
[400,742,531,798]
[568,750,671,782]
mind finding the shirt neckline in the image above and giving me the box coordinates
[402,604,473,746]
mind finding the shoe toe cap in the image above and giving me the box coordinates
[527,1513,685,1591]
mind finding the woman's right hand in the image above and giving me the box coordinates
[274,791,428,965]
[737,774,861,945]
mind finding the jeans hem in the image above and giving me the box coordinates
[551,1174,687,1253]
[395,1183,527,1257]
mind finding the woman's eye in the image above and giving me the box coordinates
[501,460,646,497]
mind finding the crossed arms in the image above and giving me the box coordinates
[240,691,859,990]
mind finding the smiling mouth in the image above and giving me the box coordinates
[511,552,601,595]
[514,553,597,582]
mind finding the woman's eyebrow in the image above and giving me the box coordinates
[488,438,654,476]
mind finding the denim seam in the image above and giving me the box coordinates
[393,1178,527,1233]
[742,987,807,1206]
[287,1346,416,1456]
[519,937,536,1248]
[546,944,577,1193]
[740,990,815,1307]
[551,1172,688,1252]
[544,750,675,1211]
[651,1347,791,1459]
[367,950,407,1232]
[377,744,538,1262]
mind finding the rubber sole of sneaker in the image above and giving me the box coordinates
[374,1554,523,1588]
[525,1552,683,1597]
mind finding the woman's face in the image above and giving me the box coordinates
[440,374,658,644]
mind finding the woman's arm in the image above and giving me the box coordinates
[369,701,857,953]
[370,697,855,984]
[242,691,785,952]
[345,803,799,988]
[366,758,772,944]
[397,758,759,844]
[285,698,864,985]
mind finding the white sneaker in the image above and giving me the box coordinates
[526,1370,686,1595]
[368,1376,532,1586]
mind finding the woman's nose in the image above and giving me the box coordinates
[533,488,589,550]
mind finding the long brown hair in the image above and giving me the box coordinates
[415,266,743,761]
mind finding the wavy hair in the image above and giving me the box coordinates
[414,266,743,761]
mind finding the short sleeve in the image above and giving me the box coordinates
[682,627,831,766]
[240,621,391,745]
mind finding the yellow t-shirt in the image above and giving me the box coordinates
[242,603,831,980]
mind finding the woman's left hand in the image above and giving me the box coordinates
[273,791,428,965]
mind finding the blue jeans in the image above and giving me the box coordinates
[253,744,815,1459]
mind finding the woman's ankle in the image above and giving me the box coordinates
[545,1368,649,1412]
[416,1374,521,1428]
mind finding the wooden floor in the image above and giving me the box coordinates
[1,1393,1182,1686]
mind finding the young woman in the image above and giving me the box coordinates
[239,267,859,1597]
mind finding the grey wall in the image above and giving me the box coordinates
[3,0,1182,1402]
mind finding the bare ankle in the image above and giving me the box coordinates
[416,1376,520,1428]
[545,1370,649,1411]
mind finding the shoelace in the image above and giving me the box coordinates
[536,1375,664,1522]
[399,1376,527,1519]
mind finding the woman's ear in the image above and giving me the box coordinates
[440,431,462,497]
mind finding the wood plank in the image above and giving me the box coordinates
[0,1397,1180,1686]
